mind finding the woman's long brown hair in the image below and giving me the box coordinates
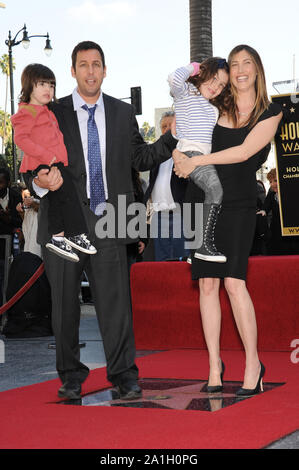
[226,45,270,128]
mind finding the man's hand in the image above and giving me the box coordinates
[34,158,63,191]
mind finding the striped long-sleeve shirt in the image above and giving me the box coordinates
[168,64,218,151]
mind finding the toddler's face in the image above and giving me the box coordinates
[30,80,55,106]
[199,69,228,101]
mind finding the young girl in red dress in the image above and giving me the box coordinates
[11,63,96,262]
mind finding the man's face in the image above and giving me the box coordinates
[71,49,106,102]
[160,116,174,135]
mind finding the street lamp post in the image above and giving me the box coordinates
[5,24,53,181]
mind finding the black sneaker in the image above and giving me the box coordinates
[46,238,79,262]
[65,234,97,255]
[194,247,227,263]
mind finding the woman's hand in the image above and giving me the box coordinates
[172,149,196,178]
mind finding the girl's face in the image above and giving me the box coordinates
[30,80,55,106]
[199,69,228,100]
[270,178,278,193]
[229,50,257,92]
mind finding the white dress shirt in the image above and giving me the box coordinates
[72,88,108,200]
[150,157,176,212]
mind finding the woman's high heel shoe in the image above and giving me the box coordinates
[236,361,265,396]
[206,360,225,393]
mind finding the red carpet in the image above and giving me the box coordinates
[1,256,298,450]
[0,349,298,449]
[131,256,299,351]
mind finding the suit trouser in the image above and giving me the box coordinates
[42,241,138,386]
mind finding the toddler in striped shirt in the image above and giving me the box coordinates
[168,58,229,263]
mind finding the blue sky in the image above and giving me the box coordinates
[1,0,299,127]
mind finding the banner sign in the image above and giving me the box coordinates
[271,93,299,236]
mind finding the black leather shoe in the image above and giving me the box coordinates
[58,381,81,400]
[116,380,142,400]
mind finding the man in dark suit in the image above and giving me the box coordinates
[144,112,189,261]
[31,41,177,400]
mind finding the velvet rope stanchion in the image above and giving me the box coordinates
[0,262,45,316]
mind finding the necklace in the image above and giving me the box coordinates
[238,111,250,116]
[237,107,254,116]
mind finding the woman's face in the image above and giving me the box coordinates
[199,69,228,100]
[229,49,257,92]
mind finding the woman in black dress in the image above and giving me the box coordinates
[173,45,282,396]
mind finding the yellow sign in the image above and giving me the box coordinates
[271,93,299,236]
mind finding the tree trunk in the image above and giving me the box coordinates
[189,0,213,63]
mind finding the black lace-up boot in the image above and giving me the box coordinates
[194,203,227,263]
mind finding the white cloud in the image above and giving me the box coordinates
[68,1,137,24]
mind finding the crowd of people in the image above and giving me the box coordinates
[0,40,297,402]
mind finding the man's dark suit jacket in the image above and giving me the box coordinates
[35,93,177,247]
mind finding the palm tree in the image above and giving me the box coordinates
[0,53,15,154]
[0,108,12,140]
[189,0,213,63]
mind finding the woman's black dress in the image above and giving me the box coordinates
[188,102,282,281]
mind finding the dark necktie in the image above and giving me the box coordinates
[82,104,106,215]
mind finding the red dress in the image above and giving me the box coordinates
[11,103,68,173]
